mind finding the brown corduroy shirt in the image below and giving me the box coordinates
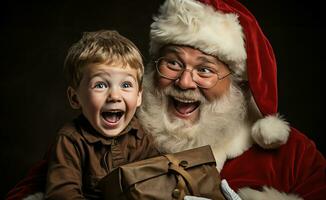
[45,115,160,200]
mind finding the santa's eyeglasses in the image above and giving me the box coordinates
[155,57,232,89]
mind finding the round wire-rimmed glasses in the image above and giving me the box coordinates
[155,57,232,89]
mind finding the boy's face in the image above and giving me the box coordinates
[68,62,142,137]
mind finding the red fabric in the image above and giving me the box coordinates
[5,160,47,200]
[5,145,52,200]
[199,0,278,116]
[221,128,326,199]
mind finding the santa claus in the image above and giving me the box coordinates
[6,0,326,199]
[137,0,326,199]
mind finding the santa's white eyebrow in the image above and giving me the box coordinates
[197,56,216,64]
[160,45,182,55]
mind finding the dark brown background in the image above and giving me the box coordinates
[1,0,324,198]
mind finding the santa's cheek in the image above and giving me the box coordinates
[156,77,173,89]
[201,84,231,102]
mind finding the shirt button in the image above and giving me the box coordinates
[172,188,181,198]
[179,160,188,168]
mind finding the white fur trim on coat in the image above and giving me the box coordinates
[238,186,303,200]
[251,114,290,149]
[150,0,247,77]
[22,192,44,200]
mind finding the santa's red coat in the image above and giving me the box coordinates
[221,127,326,199]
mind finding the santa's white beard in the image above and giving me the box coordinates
[137,72,253,168]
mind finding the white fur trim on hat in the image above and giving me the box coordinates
[150,0,247,76]
[251,114,290,149]
[238,186,303,200]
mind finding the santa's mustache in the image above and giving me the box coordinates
[157,85,207,104]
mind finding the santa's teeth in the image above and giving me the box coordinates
[173,97,196,103]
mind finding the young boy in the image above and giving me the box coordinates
[45,30,159,199]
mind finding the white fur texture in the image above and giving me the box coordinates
[238,186,303,200]
[251,115,290,149]
[150,0,246,77]
[22,192,44,200]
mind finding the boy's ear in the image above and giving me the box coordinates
[136,90,142,107]
[67,86,81,109]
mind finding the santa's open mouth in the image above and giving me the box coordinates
[170,96,200,117]
[101,110,125,126]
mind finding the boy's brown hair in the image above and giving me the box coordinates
[64,30,144,89]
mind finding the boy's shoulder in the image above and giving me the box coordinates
[55,115,87,140]
[56,120,81,139]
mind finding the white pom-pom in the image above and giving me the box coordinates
[251,114,290,149]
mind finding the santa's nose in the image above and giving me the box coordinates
[175,69,197,90]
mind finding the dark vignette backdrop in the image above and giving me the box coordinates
[1,0,324,198]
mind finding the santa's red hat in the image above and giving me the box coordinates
[150,0,290,148]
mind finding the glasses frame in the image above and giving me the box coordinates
[154,57,232,89]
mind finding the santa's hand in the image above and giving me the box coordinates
[184,196,211,200]
[221,179,242,200]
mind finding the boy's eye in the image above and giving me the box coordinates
[94,82,107,89]
[121,81,133,88]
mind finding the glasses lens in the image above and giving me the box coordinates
[192,72,218,88]
[156,58,182,79]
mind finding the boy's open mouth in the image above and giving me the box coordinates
[102,110,125,124]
